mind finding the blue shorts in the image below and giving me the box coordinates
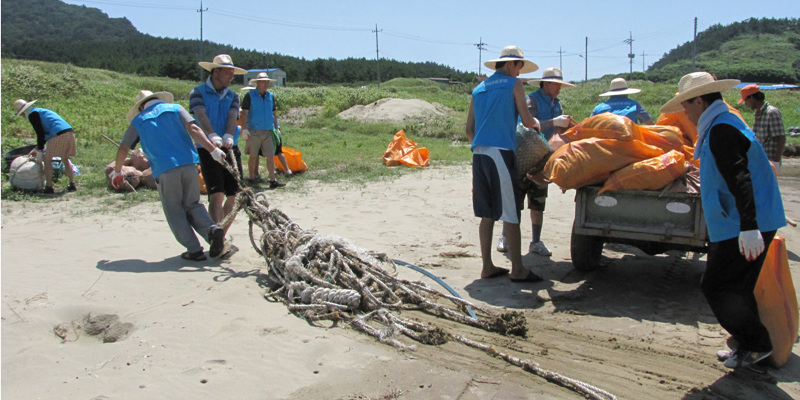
[472,146,521,224]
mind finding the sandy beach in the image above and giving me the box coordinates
[2,159,799,399]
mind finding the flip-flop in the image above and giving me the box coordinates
[181,251,207,261]
[510,271,543,283]
[481,267,509,279]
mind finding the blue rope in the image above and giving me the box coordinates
[392,259,477,320]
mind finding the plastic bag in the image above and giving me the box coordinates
[754,236,799,367]
[382,130,429,168]
[600,150,687,193]
[275,146,308,173]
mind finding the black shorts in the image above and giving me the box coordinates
[520,183,548,212]
[197,147,240,196]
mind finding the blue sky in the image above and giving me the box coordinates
[64,0,799,81]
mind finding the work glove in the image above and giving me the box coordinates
[738,229,765,261]
[241,129,250,141]
[773,161,781,176]
[111,171,125,189]
[29,148,44,163]
[552,115,571,128]
[208,133,223,147]
[276,128,282,137]
[222,133,234,148]
[210,148,226,164]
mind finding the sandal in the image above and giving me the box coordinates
[181,251,207,261]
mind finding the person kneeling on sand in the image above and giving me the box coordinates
[112,90,228,261]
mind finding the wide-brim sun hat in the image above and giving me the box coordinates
[13,99,37,118]
[127,90,174,122]
[198,54,247,75]
[660,72,740,113]
[526,67,575,87]
[240,86,255,91]
[249,72,276,83]
[484,46,539,75]
[599,78,641,96]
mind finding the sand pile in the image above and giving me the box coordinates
[338,98,451,124]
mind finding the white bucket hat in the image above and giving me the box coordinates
[198,54,247,75]
[249,72,276,84]
[526,67,575,87]
[484,46,539,75]
[599,78,641,96]
[127,90,174,122]
[13,99,37,118]
[660,72,740,113]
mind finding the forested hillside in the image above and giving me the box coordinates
[646,18,800,83]
[1,0,474,84]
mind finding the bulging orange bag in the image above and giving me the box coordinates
[600,150,687,193]
[274,146,308,173]
[561,113,642,142]
[382,130,429,167]
[544,138,664,191]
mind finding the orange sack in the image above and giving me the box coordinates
[383,130,429,168]
[561,113,642,142]
[754,235,799,368]
[274,146,308,173]
[600,150,687,193]
[544,138,664,191]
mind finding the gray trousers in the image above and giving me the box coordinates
[156,164,216,253]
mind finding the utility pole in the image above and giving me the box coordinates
[624,31,635,75]
[641,51,648,73]
[557,47,565,71]
[373,24,382,87]
[197,1,208,81]
[474,37,487,76]
[692,17,698,71]
[584,36,588,82]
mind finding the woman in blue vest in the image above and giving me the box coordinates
[13,99,77,193]
[660,72,785,371]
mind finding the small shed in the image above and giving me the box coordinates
[245,68,287,87]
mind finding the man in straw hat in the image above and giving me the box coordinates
[497,67,575,257]
[591,77,654,124]
[13,99,78,193]
[660,71,785,370]
[739,84,787,175]
[240,71,288,187]
[112,90,228,260]
[466,45,543,283]
[190,54,247,236]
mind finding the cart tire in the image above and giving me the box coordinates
[571,230,603,271]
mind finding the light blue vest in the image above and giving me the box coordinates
[528,89,562,140]
[471,71,518,151]
[591,96,644,122]
[194,82,236,136]
[31,108,72,142]
[698,112,785,242]
[247,90,276,130]
[131,103,199,179]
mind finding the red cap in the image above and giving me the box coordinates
[738,84,760,104]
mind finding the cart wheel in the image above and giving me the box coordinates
[571,230,603,271]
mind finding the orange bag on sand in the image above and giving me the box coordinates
[561,113,642,142]
[274,146,308,173]
[198,165,207,194]
[754,236,799,368]
[544,138,664,191]
[382,130,429,168]
[600,150,687,193]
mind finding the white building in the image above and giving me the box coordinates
[244,68,287,87]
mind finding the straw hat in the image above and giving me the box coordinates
[127,90,174,122]
[240,86,255,91]
[599,78,641,96]
[738,84,760,104]
[484,46,539,75]
[526,67,575,87]
[13,99,37,118]
[659,72,740,113]
[249,72,276,84]
[198,54,247,75]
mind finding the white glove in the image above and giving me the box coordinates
[111,171,125,189]
[32,149,44,163]
[210,148,226,164]
[276,128,282,137]
[222,133,234,148]
[241,129,250,141]
[738,229,765,261]
[773,161,781,175]
[208,133,223,147]
[552,115,571,128]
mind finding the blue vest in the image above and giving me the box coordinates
[698,112,785,242]
[528,89,562,140]
[31,108,72,142]
[247,90,276,130]
[194,82,236,136]
[471,71,518,151]
[591,96,642,122]
[131,103,199,179]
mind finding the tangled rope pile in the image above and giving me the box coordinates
[220,161,616,400]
